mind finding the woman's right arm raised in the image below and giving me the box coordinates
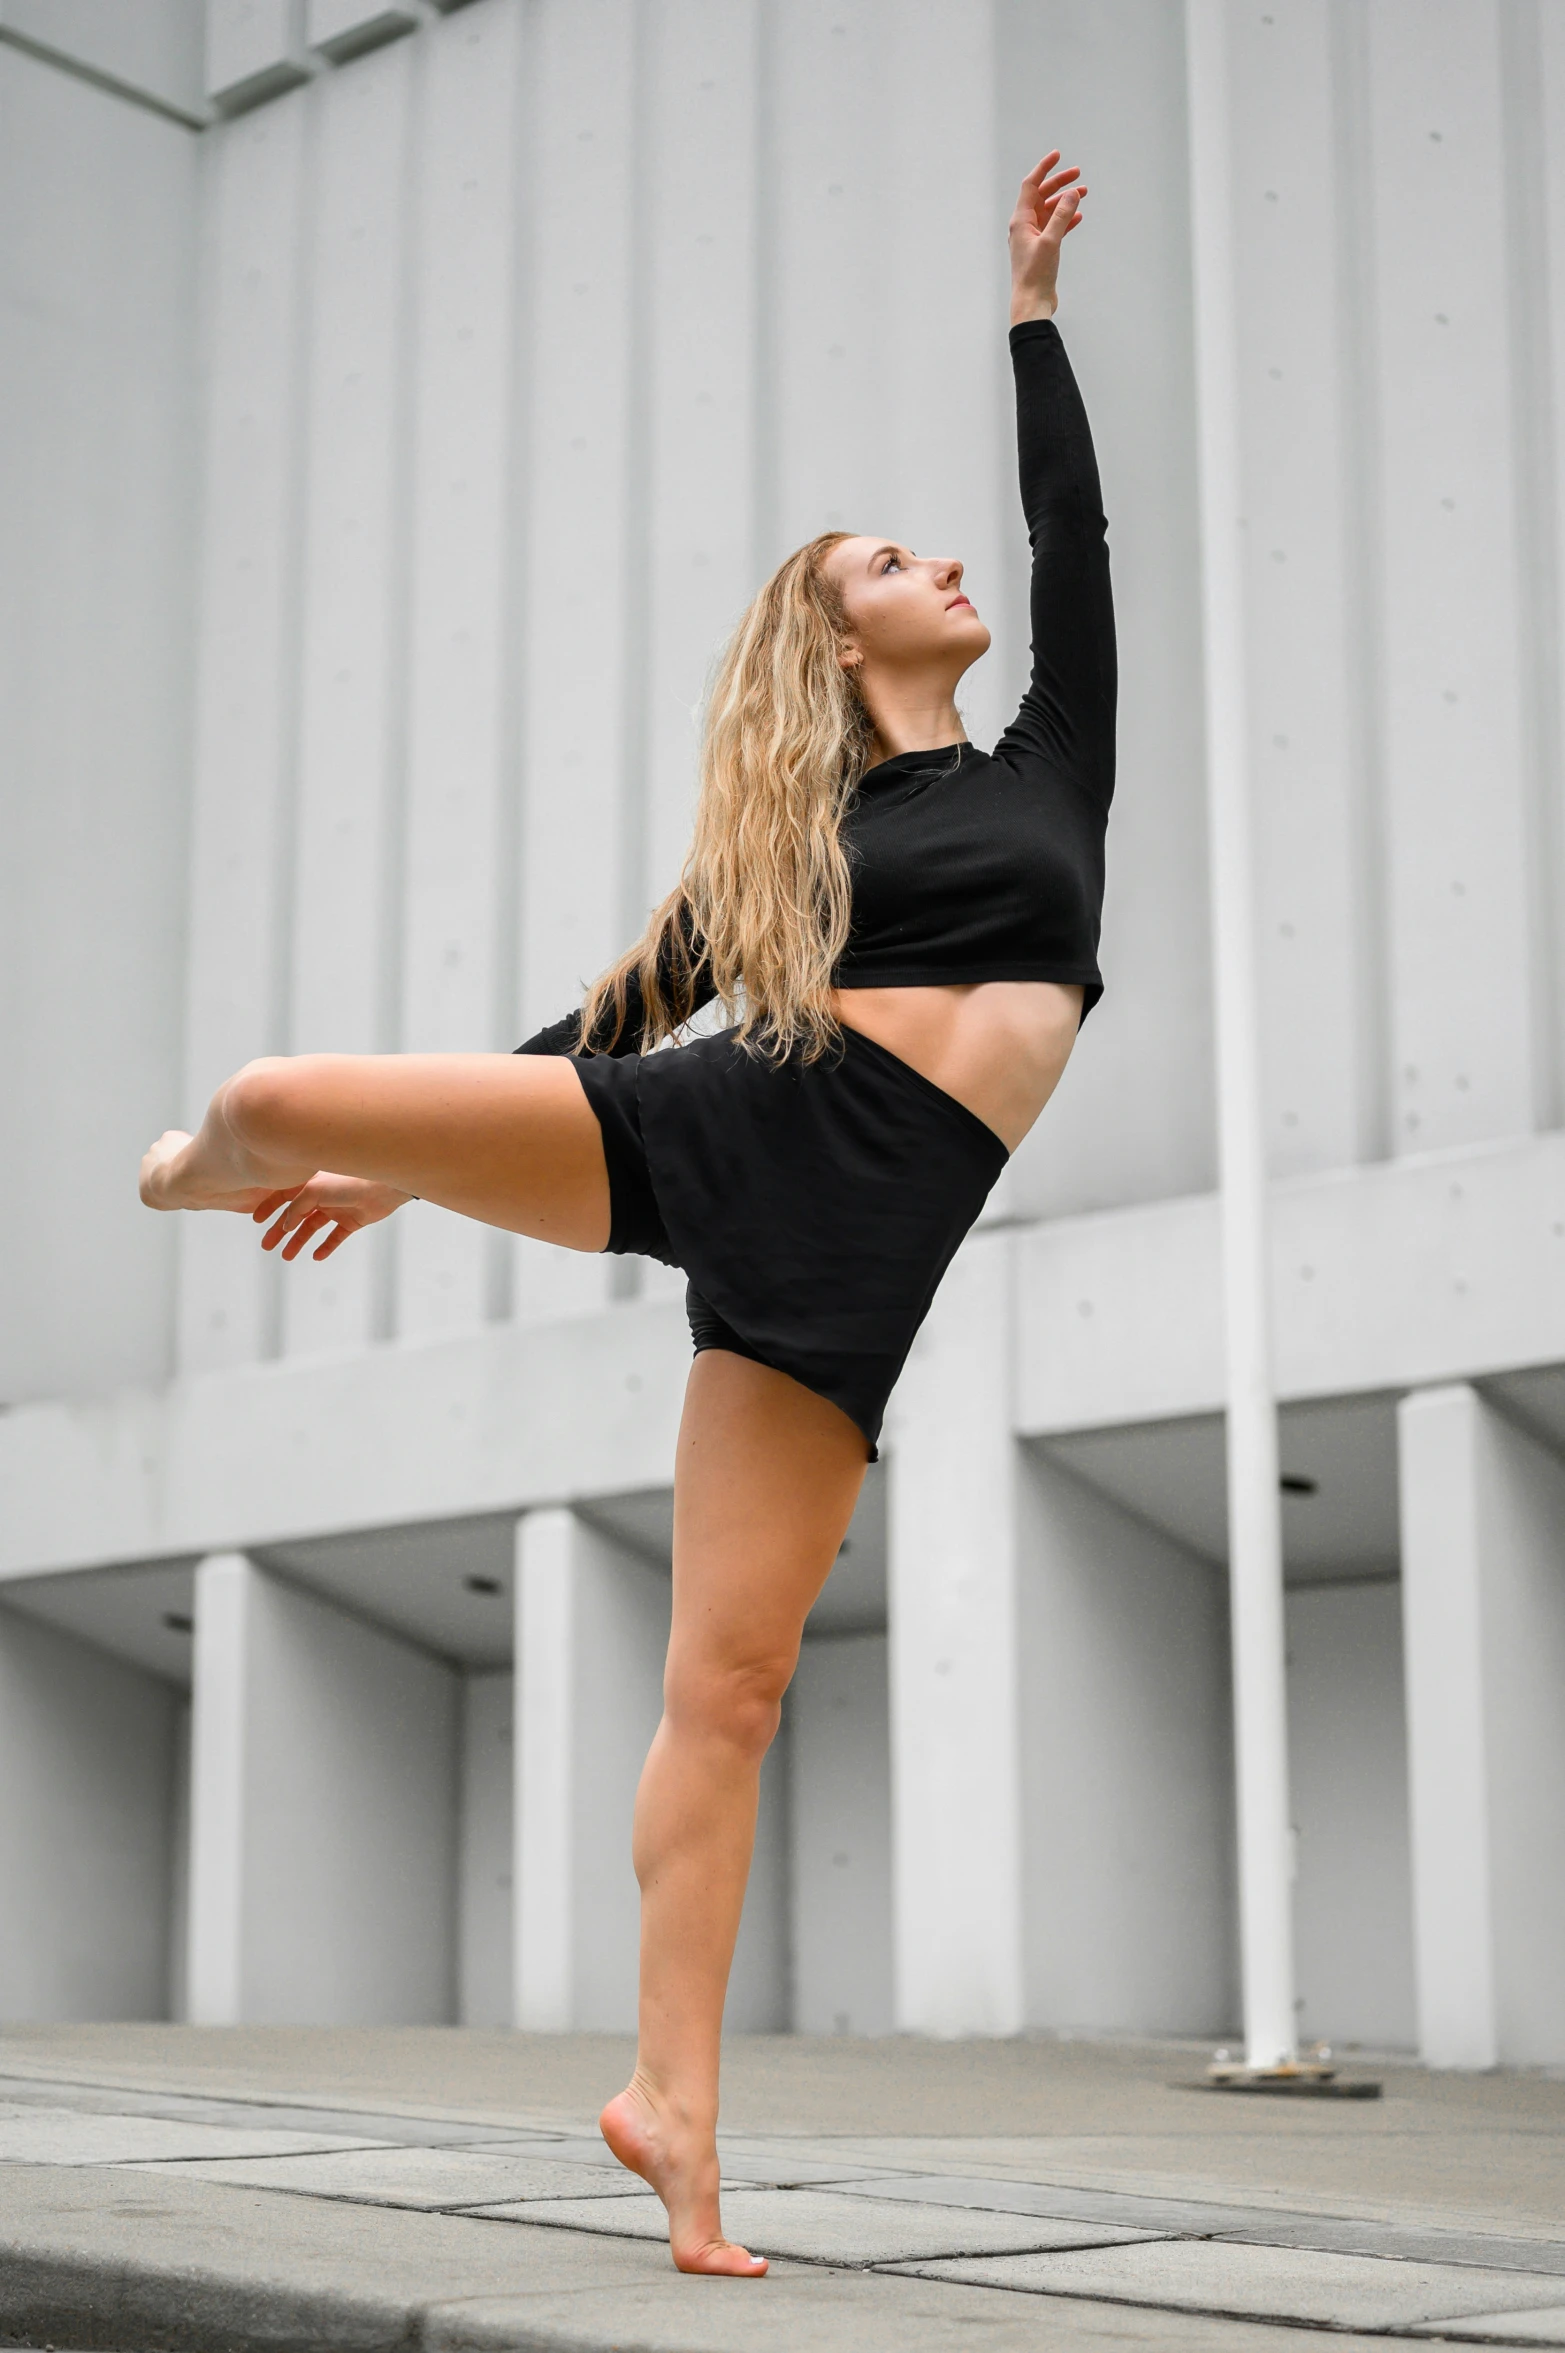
[996,150,1116,810]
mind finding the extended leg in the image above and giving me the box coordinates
[599,1350,868,2273]
[139,1052,610,1251]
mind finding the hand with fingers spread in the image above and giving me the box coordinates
[1009,149,1087,327]
[252,1172,412,1263]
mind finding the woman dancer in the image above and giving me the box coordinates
[141,151,1113,2276]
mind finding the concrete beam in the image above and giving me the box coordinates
[5,1133,1565,1583]
[0,1301,690,1581]
[0,0,207,124]
[1018,1129,1565,1434]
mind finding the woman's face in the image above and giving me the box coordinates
[824,537,992,677]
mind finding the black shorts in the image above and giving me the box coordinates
[569,1049,771,1384]
[572,1025,1007,1458]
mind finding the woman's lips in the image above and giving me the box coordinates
[947,595,972,611]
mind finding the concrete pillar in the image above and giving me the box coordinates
[1398,1385,1565,2067]
[790,1631,893,2035]
[886,1230,1024,2036]
[1287,1580,1416,2051]
[512,1504,791,2034]
[513,1509,669,2031]
[1016,1448,1235,2037]
[186,1553,459,2025]
[0,1601,181,2021]
[458,1668,514,2030]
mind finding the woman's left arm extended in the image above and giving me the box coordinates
[514,893,717,1058]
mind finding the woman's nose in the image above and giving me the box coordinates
[933,555,963,587]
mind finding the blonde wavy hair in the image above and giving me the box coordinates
[578,530,876,1062]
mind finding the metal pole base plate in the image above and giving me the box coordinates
[1200,2053,1382,2098]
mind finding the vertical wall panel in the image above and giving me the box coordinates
[770,2,896,555]
[1230,2,1370,1180]
[636,0,760,1309]
[1370,2,1534,1155]
[642,0,759,903]
[0,1604,180,2022]
[790,1632,893,2034]
[458,1665,514,2027]
[1018,1448,1235,2036]
[283,40,414,1356]
[1531,0,1565,1132]
[993,0,1216,1219]
[511,0,637,1323]
[881,0,1007,758]
[179,98,308,1375]
[1288,1580,1416,2050]
[396,0,522,1339]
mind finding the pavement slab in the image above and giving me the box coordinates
[134,2144,658,2208]
[3,2028,1563,2352]
[0,2102,386,2167]
[0,2071,560,2146]
[893,2238,1565,2331]
[463,2133,882,2188]
[1410,2313,1565,2345]
[0,2162,1398,2353]
[471,2186,1167,2266]
[825,2170,1565,2274]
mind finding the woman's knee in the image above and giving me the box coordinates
[222,1056,310,1155]
[665,1648,794,1758]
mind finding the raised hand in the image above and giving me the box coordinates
[251,1172,412,1263]
[1009,150,1087,327]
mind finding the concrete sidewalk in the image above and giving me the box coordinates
[1,2026,1563,2352]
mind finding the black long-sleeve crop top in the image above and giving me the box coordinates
[519,319,1114,1059]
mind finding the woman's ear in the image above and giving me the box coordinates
[837,642,863,674]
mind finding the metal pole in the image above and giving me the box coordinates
[1183,0,1297,2072]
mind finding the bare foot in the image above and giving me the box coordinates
[600,2079,766,2276]
[138,1130,274,1216]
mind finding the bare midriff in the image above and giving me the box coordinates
[830,979,1085,1155]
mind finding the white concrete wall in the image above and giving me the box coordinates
[187,1552,459,2024]
[0,1604,180,2020]
[1287,1581,1416,2051]
[993,0,1215,1221]
[0,42,197,1406]
[1016,1448,1236,2037]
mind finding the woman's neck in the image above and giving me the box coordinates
[866,688,968,764]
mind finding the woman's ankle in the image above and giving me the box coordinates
[623,2065,716,2141]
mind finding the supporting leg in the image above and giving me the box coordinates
[598,1350,867,2276]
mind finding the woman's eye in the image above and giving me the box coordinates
[882,555,901,573]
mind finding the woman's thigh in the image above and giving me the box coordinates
[249,1052,611,1249]
[666,1351,869,1703]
